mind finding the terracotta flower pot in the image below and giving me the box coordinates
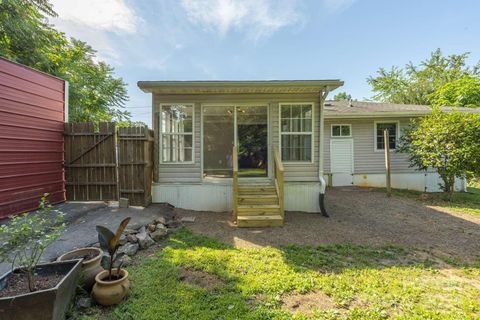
[92,269,129,306]
[57,247,103,291]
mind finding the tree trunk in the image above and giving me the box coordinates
[439,172,455,201]
[27,270,34,292]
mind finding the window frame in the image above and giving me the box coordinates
[159,103,195,164]
[374,120,400,152]
[279,102,315,164]
[331,124,352,138]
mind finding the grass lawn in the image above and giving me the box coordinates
[72,229,480,320]
[374,183,480,216]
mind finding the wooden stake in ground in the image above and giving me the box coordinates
[384,129,392,197]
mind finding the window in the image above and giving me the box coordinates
[375,122,398,150]
[280,103,313,162]
[331,124,351,137]
[160,104,193,163]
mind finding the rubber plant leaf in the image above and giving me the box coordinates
[96,225,115,255]
[112,217,131,250]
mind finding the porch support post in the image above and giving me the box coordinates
[318,88,330,217]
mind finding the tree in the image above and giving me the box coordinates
[428,76,480,108]
[398,108,480,199]
[333,92,352,101]
[367,49,480,105]
[0,0,130,123]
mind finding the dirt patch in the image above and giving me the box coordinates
[178,267,223,290]
[184,187,480,262]
[0,272,64,297]
[282,291,336,315]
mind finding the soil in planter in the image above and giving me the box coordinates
[99,273,124,281]
[0,272,64,298]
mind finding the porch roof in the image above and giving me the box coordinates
[137,80,343,94]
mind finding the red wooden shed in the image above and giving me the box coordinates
[0,57,67,218]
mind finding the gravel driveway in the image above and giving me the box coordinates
[182,187,480,261]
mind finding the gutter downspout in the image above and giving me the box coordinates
[318,88,329,217]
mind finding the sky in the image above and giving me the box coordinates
[49,0,480,126]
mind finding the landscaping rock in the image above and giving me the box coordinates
[180,216,196,223]
[126,233,138,243]
[118,242,139,256]
[155,216,167,225]
[124,228,138,235]
[120,255,133,267]
[156,223,167,231]
[76,296,92,309]
[118,234,128,245]
[150,228,168,241]
[139,235,155,249]
[137,226,155,249]
[147,224,156,232]
[167,220,182,229]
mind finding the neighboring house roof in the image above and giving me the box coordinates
[324,100,480,118]
[137,80,344,94]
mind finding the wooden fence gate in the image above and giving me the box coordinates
[65,123,153,206]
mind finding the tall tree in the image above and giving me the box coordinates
[333,92,352,101]
[367,49,480,106]
[428,76,480,108]
[0,0,130,122]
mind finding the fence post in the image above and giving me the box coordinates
[384,129,391,197]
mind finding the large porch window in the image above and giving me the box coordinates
[160,104,193,163]
[280,103,313,162]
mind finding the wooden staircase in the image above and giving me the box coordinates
[232,146,284,227]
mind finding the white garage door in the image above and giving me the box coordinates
[330,139,354,186]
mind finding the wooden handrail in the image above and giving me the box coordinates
[232,145,239,223]
[273,146,284,218]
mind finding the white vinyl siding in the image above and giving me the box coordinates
[153,93,321,183]
[324,118,417,175]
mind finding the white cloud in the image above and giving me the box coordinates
[322,0,357,13]
[50,0,139,34]
[180,0,303,40]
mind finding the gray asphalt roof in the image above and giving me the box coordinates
[324,100,480,117]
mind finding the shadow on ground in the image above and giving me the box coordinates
[181,187,480,262]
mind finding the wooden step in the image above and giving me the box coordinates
[238,190,277,196]
[237,204,280,213]
[237,209,280,216]
[237,214,283,227]
[238,185,276,193]
[238,194,278,205]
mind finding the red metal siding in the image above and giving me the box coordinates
[0,58,66,218]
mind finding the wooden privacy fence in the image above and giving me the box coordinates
[64,123,154,206]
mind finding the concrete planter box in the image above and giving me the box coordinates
[0,259,82,320]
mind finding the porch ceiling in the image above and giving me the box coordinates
[137,80,344,94]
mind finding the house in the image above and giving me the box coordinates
[137,80,468,227]
[323,100,469,192]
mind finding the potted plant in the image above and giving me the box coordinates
[57,247,103,291]
[92,217,131,306]
[0,194,82,320]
